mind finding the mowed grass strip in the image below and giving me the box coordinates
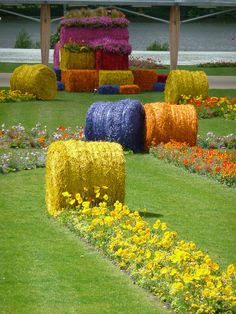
[0,90,235,136]
[125,154,236,268]
[1,62,236,76]
[0,170,170,314]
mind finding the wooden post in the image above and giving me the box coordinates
[40,4,51,65]
[169,5,180,70]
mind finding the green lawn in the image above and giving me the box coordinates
[0,90,236,136]
[158,65,236,76]
[0,89,236,313]
[1,62,236,76]
[0,170,170,314]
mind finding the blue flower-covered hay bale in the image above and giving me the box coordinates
[85,99,144,152]
[98,85,120,94]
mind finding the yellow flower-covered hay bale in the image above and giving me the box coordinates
[60,48,95,70]
[99,70,134,86]
[164,70,208,103]
[10,64,57,100]
[46,140,125,216]
[144,102,198,150]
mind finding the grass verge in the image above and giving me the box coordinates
[0,91,235,136]
[1,62,236,76]
[0,169,170,314]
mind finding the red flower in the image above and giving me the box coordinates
[58,126,65,131]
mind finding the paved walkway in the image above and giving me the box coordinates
[0,73,235,89]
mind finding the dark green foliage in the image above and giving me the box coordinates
[146,41,169,51]
[14,30,34,48]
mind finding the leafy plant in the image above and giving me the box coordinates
[14,30,35,48]
[50,32,60,49]
[146,41,169,51]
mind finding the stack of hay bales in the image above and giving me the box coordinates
[54,7,133,92]
[10,64,57,100]
[46,140,125,216]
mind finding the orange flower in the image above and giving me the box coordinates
[58,126,65,131]
[37,137,44,144]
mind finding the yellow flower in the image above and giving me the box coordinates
[103,194,109,201]
[161,223,167,231]
[153,219,161,230]
[68,198,75,205]
[62,191,71,198]
[227,264,236,276]
[171,282,184,290]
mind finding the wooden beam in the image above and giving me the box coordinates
[169,5,180,70]
[40,4,51,65]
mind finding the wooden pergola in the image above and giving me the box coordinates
[0,0,236,69]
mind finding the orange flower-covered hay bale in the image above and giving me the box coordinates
[119,84,140,94]
[62,69,98,92]
[144,102,198,150]
[132,69,157,91]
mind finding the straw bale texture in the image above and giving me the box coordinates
[99,70,134,86]
[144,102,198,150]
[157,74,168,83]
[63,70,98,92]
[85,99,144,152]
[98,85,120,94]
[164,70,208,103]
[168,104,198,146]
[120,84,140,94]
[132,69,157,91]
[153,82,165,92]
[60,48,95,70]
[46,140,125,216]
[144,103,171,150]
[10,64,57,100]
[96,51,129,70]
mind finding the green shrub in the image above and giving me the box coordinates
[14,30,34,48]
[146,41,169,51]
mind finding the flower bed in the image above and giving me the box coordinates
[0,150,46,174]
[57,189,236,314]
[179,95,236,120]
[0,123,84,149]
[198,132,236,150]
[150,141,236,187]
[0,89,36,103]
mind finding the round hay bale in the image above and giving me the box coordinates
[10,64,57,100]
[168,104,198,146]
[164,70,208,103]
[144,102,171,150]
[144,102,198,150]
[46,140,125,216]
[85,99,144,152]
